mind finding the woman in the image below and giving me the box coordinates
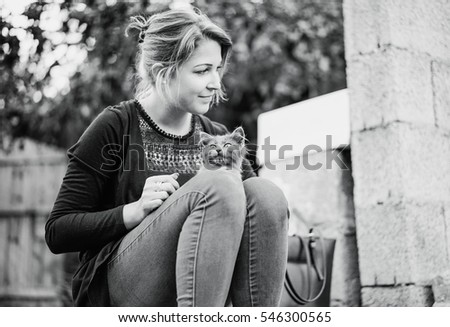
[45,8,289,307]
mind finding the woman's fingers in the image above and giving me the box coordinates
[143,191,169,201]
[162,174,180,190]
[148,173,180,190]
[135,174,181,224]
[145,199,164,212]
[139,174,180,215]
[143,181,177,194]
[160,182,176,194]
[153,191,170,200]
[140,192,168,212]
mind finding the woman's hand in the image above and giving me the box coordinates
[123,173,180,230]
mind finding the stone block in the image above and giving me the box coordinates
[432,272,450,303]
[356,200,449,286]
[361,285,434,307]
[432,61,450,132]
[433,302,450,307]
[381,0,450,62]
[344,0,450,61]
[407,202,450,284]
[330,234,361,307]
[399,127,450,203]
[346,48,434,132]
[356,203,411,286]
[343,0,387,58]
[351,123,450,206]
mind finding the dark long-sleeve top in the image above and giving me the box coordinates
[45,99,256,306]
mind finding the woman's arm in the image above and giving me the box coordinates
[45,105,180,254]
[45,158,127,254]
[45,107,127,254]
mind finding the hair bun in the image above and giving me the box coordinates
[126,15,152,44]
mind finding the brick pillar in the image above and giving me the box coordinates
[344,0,450,306]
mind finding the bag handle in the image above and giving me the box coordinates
[284,229,328,304]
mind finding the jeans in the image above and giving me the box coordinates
[107,170,289,306]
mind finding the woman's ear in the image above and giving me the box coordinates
[199,131,213,146]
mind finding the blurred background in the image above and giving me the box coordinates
[0,0,346,160]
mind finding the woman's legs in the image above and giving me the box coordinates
[107,173,289,307]
[107,170,246,306]
[230,177,289,307]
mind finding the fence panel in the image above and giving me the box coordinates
[0,139,67,306]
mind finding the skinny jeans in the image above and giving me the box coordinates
[107,170,289,306]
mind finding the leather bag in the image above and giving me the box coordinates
[280,229,336,307]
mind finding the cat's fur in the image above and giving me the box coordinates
[198,126,247,175]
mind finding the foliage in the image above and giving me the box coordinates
[201,0,346,139]
[1,0,345,160]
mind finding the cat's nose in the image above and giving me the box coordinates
[208,149,219,157]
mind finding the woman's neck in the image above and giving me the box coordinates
[139,93,192,136]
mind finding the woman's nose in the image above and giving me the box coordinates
[207,71,221,90]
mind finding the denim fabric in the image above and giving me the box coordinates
[107,170,289,307]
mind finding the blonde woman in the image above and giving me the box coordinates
[46,8,289,307]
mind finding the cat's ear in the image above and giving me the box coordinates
[199,131,214,146]
[231,127,245,145]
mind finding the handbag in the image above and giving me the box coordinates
[281,228,336,307]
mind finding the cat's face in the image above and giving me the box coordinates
[199,127,246,171]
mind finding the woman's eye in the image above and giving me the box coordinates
[196,66,222,75]
[196,68,209,75]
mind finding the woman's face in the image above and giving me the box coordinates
[166,38,223,115]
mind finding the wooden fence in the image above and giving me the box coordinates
[0,139,67,306]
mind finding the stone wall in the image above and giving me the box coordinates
[344,0,450,306]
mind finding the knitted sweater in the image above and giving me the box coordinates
[45,99,255,306]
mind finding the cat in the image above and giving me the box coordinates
[198,126,247,175]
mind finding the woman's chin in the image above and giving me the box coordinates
[191,105,211,115]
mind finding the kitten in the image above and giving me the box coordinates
[198,126,247,175]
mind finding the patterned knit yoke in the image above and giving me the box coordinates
[135,100,205,176]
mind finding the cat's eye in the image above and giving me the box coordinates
[223,143,232,148]
[209,144,217,149]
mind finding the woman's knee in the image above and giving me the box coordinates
[194,170,246,217]
[244,177,289,224]
[195,170,245,198]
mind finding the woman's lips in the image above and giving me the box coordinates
[199,95,212,102]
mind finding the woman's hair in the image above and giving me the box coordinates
[126,8,232,105]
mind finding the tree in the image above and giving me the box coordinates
[1,0,346,165]
[200,0,346,166]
